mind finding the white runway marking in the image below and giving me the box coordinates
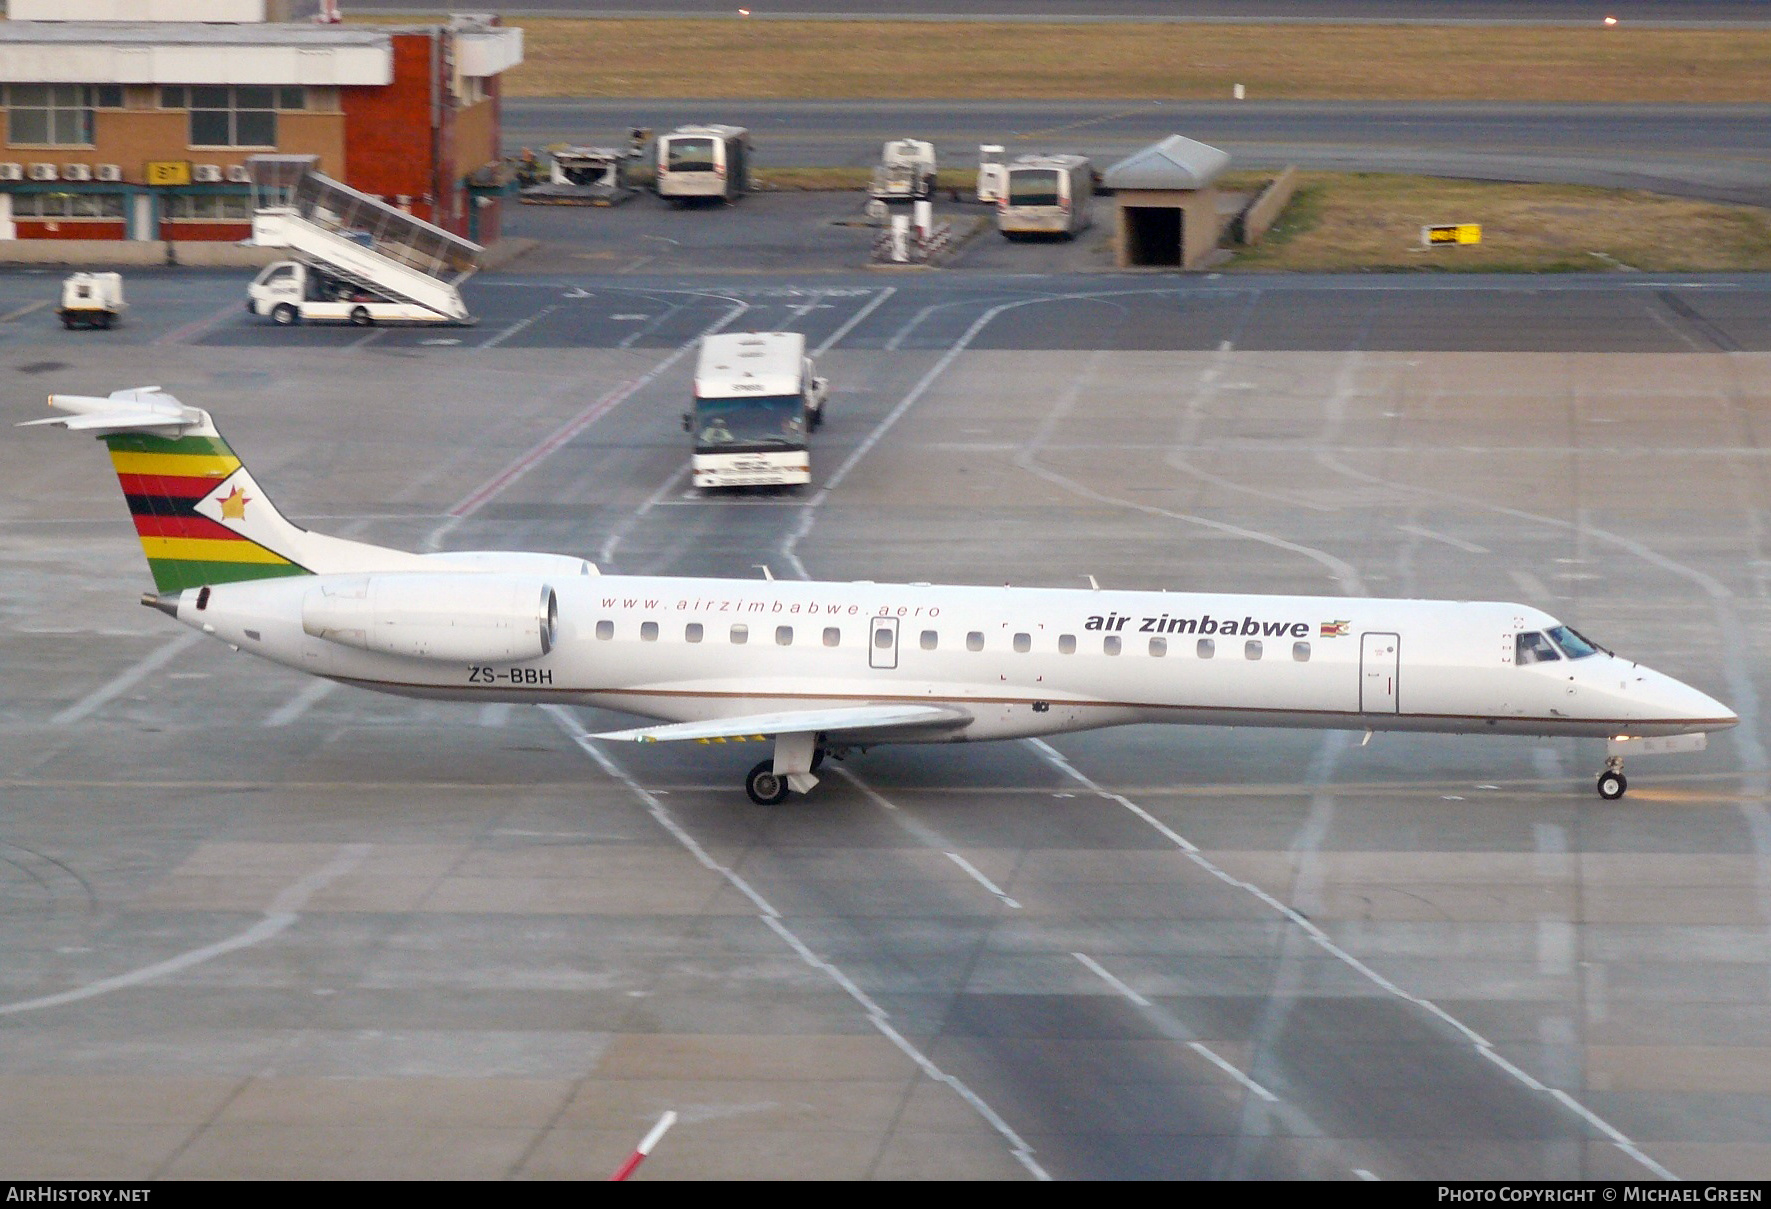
[1027,736,1677,1182]
[943,851,1022,910]
[478,304,559,350]
[828,766,1022,909]
[1071,951,1150,1007]
[1072,951,1283,1108]
[264,679,335,727]
[812,285,894,355]
[547,708,1049,1181]
[1188,1041,1279,1104]
[51,632,203,725]
[0,844,368,1017]
[1396,523,1489,554]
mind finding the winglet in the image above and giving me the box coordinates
[18,387,207,435]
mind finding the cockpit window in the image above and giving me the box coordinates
[1516,631,1561,665]
[1545,625,1599,659]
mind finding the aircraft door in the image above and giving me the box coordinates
[1361,632,1400,713]
[869,616,899,670]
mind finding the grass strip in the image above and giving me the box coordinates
[454,18,1771,103]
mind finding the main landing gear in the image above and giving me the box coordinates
[744,736,830,805]
[1596,755,1628,801]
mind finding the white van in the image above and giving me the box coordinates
[998,154,1094,238]
[656,125,751,203]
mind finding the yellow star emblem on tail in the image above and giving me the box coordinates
[218,485,251,520]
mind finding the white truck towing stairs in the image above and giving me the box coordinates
[685,331,829,489]
[245,156,479,327]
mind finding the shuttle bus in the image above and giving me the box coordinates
[998,153,1094,238]
[686,332,829,489]
[656,125,751,203]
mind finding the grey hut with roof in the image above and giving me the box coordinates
[1102,134,1230,268]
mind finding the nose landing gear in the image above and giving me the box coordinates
[1596,755,1627,800]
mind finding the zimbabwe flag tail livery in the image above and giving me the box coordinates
[22,387,423,591]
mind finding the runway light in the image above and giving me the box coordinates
[739,7,751,13]
[1603,15,1618,25]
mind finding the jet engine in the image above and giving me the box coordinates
[302,573,557,662]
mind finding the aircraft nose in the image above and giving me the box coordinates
[1645,668,1737,730]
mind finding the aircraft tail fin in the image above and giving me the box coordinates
[25,388,358,593]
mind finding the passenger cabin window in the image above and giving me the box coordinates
[1103,635,1121,656]
[776,626,793,646]
[1149,636,1166,657]
[1516,631,1561,665]
[685,622,703,643]
[921,630,938,650]
[1293,641,1311,662]
[967,632,984,652]
[640,621,658,642]
[823,627,841,647]
[1059,634,1076,654]
[595,620,613,641]
[874,628,893,650]
[1246,640,1263,660]
[1546,624,1599,659]
[1197,638,1215,659]
[1013,633,1031,653]
[731,624,748,644]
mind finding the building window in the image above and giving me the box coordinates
[4,85,115,147]
[10,192,124,219]
[162,195,254,221]
[162,84,296,148]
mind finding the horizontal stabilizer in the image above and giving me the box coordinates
[592,703,971,744]
[19,388,206,435]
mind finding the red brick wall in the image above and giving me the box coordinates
[340,30,443,229]
[16,221,126,240]
[160,221,253,241]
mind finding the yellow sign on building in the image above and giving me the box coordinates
[1422,223,1482,246]
[145,161,192,187]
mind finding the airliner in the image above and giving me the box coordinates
[29,388,1735,804]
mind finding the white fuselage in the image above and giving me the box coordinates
[173,574,1734,744]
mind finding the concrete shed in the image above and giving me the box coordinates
[1103,134,1230,269]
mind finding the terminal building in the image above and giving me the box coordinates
[0,0,522,244]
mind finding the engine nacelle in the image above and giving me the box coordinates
[302,573,557,662]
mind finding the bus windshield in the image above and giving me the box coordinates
[667,138,717,173]
[1008,169,1061,207]
[693,394,806,452]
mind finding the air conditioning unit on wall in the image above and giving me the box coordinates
[0,163,23,182]
[95,164,122,182]
[224,164,250,183]
[28,163,57,181]
[61,163,92,181]
[192,164,222,183]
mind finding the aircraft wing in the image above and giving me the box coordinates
[591,703,971,744]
